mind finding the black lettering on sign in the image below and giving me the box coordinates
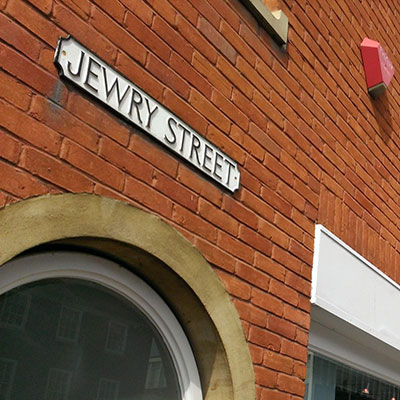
[84,56,101,93]
[54,37,240,192]
[224,159,235,186]
[102,67,130,107]
[165,117,178,144]
[67,50,85,77]
[213,152,224,180]
[179,124,191,152]
[203,144,214,173]
[128,88,143,124]
[189,134,201,165]
[145,98,158,129]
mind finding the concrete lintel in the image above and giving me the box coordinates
[241,0,288,45]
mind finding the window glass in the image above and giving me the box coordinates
[0,292,30,328]
[96,378,120,400]
[45,368,72,400]
[0,358,17,400]
[305,353,400,400]
[56,306,82,342]
[105,321,128,354]
[0,279,181,400]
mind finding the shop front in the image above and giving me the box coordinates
[305,226,400,400]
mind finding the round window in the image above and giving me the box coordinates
[0,252,202,400]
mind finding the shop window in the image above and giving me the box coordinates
[307,225,400,400]
[0,252,202,400]
[305,353,400,400]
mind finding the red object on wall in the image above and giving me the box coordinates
[360,38,394,98]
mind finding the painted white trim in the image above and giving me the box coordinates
[314,224,400,293]
[312,224,400,347]
[310,224,400,386]
[310,224,323,304]
[0,252,202,400]
[309,309,400,386]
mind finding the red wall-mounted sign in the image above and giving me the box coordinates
[360,38,394,98]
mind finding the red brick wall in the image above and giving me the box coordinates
[1,1,400,399]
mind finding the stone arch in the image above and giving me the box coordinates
[0,193,255,400]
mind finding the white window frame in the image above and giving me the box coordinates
[0,252,202,400]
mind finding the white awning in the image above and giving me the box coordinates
[310,225,400,385]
